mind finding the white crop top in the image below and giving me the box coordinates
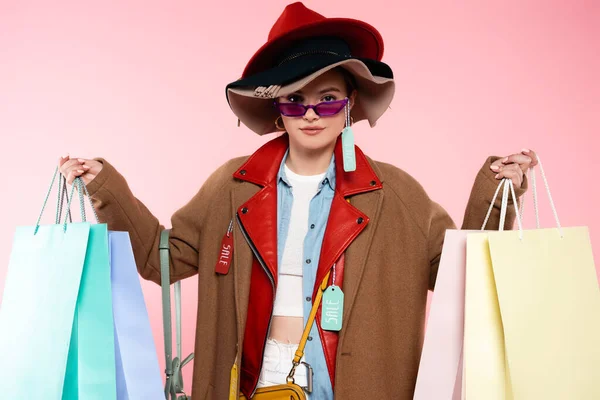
[272,164,325,318]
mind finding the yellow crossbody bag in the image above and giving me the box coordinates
[234,270,331,400]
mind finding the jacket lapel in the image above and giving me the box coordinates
[231,182,259,346]
[231,135,289,345]
[313,138,384,299]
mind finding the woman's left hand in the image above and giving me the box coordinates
[490,148,538,189]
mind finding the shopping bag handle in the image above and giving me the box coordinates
[160,228,194,400]
[525,155,563,235]
[481,177,522,233]
[56,173,73,225]
[498,178,523,234]
[481,154,563,239]
[34,168,98,234]
[61,178,100,224]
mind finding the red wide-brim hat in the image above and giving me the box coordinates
[241,2,385,79]
[226,2,395,135]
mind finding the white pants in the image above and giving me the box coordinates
[256,338,308,388]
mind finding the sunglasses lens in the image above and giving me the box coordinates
[277,103,305,116]
[315,101,346,116]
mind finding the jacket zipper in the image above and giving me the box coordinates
[235,212,275,398]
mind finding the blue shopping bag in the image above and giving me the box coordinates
[0,171,90,399]
[109,231,163,399]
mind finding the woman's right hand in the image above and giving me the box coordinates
[58,155,103,186]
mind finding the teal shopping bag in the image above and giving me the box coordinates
[62,223,117,400]
[0,171,90,399]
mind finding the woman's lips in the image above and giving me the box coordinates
[300,127,325,135]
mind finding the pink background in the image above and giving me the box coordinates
[1,0,598,394]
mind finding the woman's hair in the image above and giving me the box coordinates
[334,66,358,96]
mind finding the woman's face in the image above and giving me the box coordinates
[277,69,357,154]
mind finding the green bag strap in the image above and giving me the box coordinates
[160,229,194,400]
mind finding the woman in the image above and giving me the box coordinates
[59,3,537,399]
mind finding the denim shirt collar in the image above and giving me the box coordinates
[277,148,336,191]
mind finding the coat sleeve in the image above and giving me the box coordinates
[85,158,203,285]
[428,156,528,290]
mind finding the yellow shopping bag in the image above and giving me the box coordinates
[465,158,600,399]
[465,232,514,400]
[464,178,515,400]
[487,161,600,398]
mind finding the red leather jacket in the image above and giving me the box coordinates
[233,135,382,397]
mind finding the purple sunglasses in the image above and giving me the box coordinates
[274,98,348,117]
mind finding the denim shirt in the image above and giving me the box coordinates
[276,149,336,400]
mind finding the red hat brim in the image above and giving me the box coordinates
[242,18,384,78]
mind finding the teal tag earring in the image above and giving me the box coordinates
[341,98,356,172]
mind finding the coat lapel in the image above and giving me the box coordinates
[339,185,384,331]
[311,140,384,385]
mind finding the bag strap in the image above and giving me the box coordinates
[160,229,194,400]
[285,196,351,382]
[286,269,332,384]
[159,229,174,399]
